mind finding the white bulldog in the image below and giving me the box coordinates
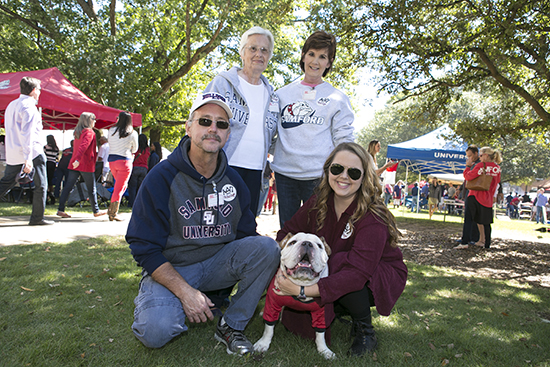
[254,232,335,359]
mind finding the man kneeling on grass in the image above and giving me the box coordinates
[126,92,280,355]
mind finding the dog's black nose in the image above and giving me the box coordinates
[301,241,313,248]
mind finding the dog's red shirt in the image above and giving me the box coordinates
[262,276,326,330]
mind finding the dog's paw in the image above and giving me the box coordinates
[253,340,270,353]
[319,348,336,360]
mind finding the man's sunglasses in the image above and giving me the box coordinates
[329,163,363,181]
[197,118,230,130]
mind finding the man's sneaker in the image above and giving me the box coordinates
[214,318,253,356]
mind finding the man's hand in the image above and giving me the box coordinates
[151,262,214,324]
[179,288,215,323]
[23,160,33,174]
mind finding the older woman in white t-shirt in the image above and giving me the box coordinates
[202,26,278,215]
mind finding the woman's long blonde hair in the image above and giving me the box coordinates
[311,142,402,247]
[74,112,95,139]
[480,146,503,164]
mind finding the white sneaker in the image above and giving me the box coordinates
[454,244,469,250]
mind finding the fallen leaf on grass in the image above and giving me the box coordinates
[20,286,35,292]
[44,247,50,252]
[502,312,509,316]
[85,289,95,294]
[113,301,123,306]
[108,338,114,343]
[428,343,436,350]
[81,353,85,358]
[86,275,94,278]
[0,257,7,261]
[404,352,412,357]
[441,359,450,366]
[447,343,454,349]
[455,353,463,358]
[89,343,96,347]
[372,352,378,361]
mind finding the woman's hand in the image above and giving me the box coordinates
[72,160,80,169]
[273,268,298,296]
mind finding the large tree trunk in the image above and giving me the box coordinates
[149,128,162,144]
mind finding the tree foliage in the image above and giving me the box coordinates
[307,0,550,137]
[0,0,297,147]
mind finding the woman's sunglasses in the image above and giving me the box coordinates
[329,163,362,181]
[197,118,230,130]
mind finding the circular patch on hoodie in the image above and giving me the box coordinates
[222,184,237,202]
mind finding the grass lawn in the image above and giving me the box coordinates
[1,236,549,366]
[388,207,550,243]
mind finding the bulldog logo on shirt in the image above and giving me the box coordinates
[281,101,325,128]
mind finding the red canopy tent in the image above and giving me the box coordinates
[0,67,141,130]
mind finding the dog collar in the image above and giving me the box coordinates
[297,286,306,300]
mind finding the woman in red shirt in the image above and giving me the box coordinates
[463,146,502,248]
[273,142,407,357]
[57,113,107,218]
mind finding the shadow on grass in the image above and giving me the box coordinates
[1,239,549,366]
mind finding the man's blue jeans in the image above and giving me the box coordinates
[275,172,320,229]
[131,235,280,348]
[0,154,47,224]
[536,206,547,224]
[411,196,418,212]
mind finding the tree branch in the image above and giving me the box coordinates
[0,4,51,37]
[109,0,116,37]
[472,47,550,125]
[75,0,98,21]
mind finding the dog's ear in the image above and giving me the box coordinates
[279,232,294,249]
[320,236,331,256]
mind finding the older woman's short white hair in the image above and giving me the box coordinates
[239,26,274,60]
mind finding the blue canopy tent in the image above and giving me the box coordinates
[386,124,468,175]
[386,125,468,213]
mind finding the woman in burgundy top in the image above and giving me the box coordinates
[57,113,107,218]
[274,142,407,357]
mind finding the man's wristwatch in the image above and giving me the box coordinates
[297,286,306,300]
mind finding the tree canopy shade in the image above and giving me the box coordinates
[308,0,550,136]
[0,67,141,130]
[0,0,297,144]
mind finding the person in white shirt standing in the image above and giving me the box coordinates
[97,136,110,181]
[202,26,278,216]
[0,76,53,225]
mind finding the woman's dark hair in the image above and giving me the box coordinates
[112,111,133,138]
[300,30,337,77]
[152,142,162,160]
[138,134,148,153]
[46,135,58,151]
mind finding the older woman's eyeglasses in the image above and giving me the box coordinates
[246,45,269,55]
[329,163,362,181]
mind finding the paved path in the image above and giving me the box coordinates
[0,211,281,246]
[0,213,131,246]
